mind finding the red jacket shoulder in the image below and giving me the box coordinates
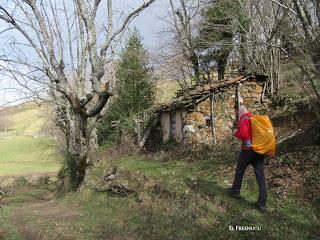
[234,113,252,140]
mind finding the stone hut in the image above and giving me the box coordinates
[143,74,268,149]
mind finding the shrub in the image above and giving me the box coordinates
[57,153,78,192]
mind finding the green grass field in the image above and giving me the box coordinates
[0,136,62,176]
[1,102,53,136]
[0,102,62,178]
[9,108,48,135]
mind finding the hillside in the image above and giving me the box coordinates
[155,79,181,104]
[0,143,319,239]
[0,104,319,240]
[0,102,55,136]
[0,102,62,183]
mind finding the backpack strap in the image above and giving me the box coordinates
[239,115,253,149]
[240,115,250,125]
[240,116,250,120]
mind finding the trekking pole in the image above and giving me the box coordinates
[235,83,243,122]
[236,84,240,122]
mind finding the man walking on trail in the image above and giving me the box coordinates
[228,105,267,212]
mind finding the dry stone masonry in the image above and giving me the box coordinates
[146,74,268,149]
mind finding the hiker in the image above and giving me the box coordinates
[228,105,267,212]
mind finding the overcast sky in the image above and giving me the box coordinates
[137,0,170,49]
[120,0,171,50]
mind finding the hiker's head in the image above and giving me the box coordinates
[239,105,248,117]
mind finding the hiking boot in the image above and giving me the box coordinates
[226,188,241,199]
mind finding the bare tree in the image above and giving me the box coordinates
[284,0,320,103]
[236,0,320,103]
[0,0,155,188]
[233,0,288,97]
[158,0,201,88]
[254,0,320,111]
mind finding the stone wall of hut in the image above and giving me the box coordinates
[183,98,213,145]
[157,79,266,148]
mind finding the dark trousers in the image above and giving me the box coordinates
[231,150,267,206]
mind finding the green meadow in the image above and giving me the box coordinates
[0,103,62,177]
[0,136,62,176]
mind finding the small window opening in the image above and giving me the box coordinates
[206,118,212,127]
[205,116,212,127]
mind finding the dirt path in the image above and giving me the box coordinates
[1,186,81,240]
[12,201,78,240]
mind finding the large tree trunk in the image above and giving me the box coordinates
[239,34,247,72]
[190,51,200,83]
[217,51,229,81]
[65,110,89,188]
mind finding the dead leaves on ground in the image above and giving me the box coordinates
[266,146,320,201]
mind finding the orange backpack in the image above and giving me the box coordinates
[248,115,276,157]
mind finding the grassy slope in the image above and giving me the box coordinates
[9,108,47,135]
[155,79,181,104]
[0,102,62,177]
[1,102,53,135]
[1,150,318,240]
[0,136,62,176]
[79,153,318,240]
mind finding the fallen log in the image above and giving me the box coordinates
[94,184,134,197]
